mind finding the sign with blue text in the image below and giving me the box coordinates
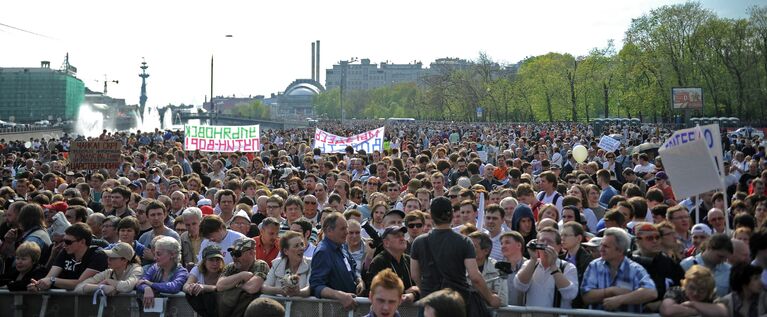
[314,127,385,154]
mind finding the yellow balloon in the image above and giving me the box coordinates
[572,145,588,163]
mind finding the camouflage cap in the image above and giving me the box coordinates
[228,237,255,253]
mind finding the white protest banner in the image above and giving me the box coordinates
[184,125,260,152]
[314,127,385,153]
[662,124,725,187]
[699,124,725,182]
[598,136,621,153]
[477,151,488,163]
[659,126,722,200]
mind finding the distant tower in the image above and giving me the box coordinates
[139,59,150,120]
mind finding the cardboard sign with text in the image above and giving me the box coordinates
[69,140,122,171]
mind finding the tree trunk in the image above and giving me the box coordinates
[570,72,578,122]
[546,92,554,122]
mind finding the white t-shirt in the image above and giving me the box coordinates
[538,191,564,213]
[188,266,210,284]
[197,229,245,265]
[633,163,656,174]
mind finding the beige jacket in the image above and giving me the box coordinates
[74,263,143,294]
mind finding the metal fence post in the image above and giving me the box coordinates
[38,294,49,317]
[13,294,23,317]
[284,300,292,317]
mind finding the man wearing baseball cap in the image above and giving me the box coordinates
[629,223,684,312]
[364,225,418,302]
[649,171,676,205]
[216,237,269,317]
[687,223,712,257]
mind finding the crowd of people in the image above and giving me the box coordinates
[0,120,765,317]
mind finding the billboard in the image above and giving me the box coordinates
[671,87,703,109]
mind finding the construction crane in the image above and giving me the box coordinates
[94,74,119,95]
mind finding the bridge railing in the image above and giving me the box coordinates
[0,289,659,317]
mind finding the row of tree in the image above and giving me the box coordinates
[313,3,767,123]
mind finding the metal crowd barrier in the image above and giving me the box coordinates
[0,289,659,317]
[261,295,660,317]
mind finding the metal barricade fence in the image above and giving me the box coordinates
[260,295,660,317]
[0,290,659,317]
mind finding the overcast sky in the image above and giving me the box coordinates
[1,0,760,107]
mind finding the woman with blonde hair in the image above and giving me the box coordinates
[262,231,311,297]
[660,265,726,316]
[75,242,143,295]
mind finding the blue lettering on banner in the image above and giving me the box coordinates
[704,129,714,148]
[372,138,383,152]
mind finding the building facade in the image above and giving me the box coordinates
[0,62,84,123]
[325,59,424,91]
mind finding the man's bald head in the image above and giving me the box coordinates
[730,238,750,266]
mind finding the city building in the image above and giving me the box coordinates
[266,79,324,120]
[0,60,84,123]
[325,59,424,91]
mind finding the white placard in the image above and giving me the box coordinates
[598,136,621,152]
[313,127,385,154]
[477,151,488,163]
[659,126,722,199]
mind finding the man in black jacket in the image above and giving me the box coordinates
[363,225,419,303]
[630,222,684,313]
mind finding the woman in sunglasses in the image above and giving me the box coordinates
[262,231,311,297]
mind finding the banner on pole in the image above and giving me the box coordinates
[184,125,260,152]
[314,127,385,153]
[659,126,722,199]
[69,140,122,171]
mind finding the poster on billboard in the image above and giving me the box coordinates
[671,87,703,109]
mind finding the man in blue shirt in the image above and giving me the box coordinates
[597,169,618,208]
[582,227,657,313]
[679,233,732,298]
[310,212,363,310]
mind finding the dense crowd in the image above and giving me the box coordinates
[0,120,765,317]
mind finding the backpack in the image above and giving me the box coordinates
[537,191,561,207]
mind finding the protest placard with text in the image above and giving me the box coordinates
[314,127,385,153]
[184,125,260,152]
